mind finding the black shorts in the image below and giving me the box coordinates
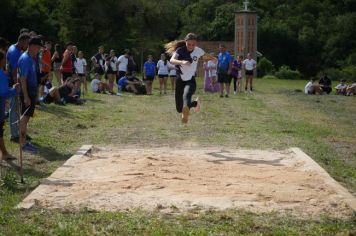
[245,70,254,76]
[170,75,176,78]
[158,74,168,79]
[62,72,73,82]
[20,95,36,117]
[218,73,230,83]
[38,72,49,85]
[145,75,154,81]
[0,121,4,137]
[43,94,54,104]
[77,73,86,77]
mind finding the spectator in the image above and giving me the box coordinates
[118,72,145,94]
[105,50,118,94]
[204,52,219,92]
[127,53,137,74]
[231,55,243,94]
[51,43,62,85]
[157,53,169,95]
[143,55,155,95]
[319,72,332,94]
[74,51,88,94]
[304,78,323,95]
[91,73,109,93]
[93,45,105,77]
[38,41,52,99]
[6,33,30,143]
[243,53,256,93]
[18,36,43,153]
[0,37,9,54]
[117,49,129,83]
[0,51,19,160]
[168,60,177,95]
[217,44,232,97]
[335,79,347,95]
[60,42,74,83]
[346,82,356,96]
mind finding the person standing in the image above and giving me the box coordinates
[60,42,74,84]
[74,51,88,94]
[117,49,129,83]
[18,37,43,153]
[157,53,169,95]
[231,55,243,94]
[6,33,30,143]
[168,60,177,94]
[0,51,20,160]
[94,45,105,78]
[104,49,117,94]
[51,43,62,85]
[143,55,156,95]
[217,44,232,98]
[243,53,257,93]
[166,33,216,123]
[38,41,52,99]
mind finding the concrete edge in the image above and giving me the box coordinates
[16,145,93,210]
[290,147,356,211]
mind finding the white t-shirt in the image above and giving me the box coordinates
[172,46,205,81]
[110,56,118,72]
[168,62,176,76]
[304,81,313,94]
[74,58,87,74]
[335,83,347,90]
[117,55,128,72]
[207,60,217,77]
[157,60,169,75]
[91,78,101,92]
[243,59,256,71]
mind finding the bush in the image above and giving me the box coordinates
[262,75,278,80]
[324,66,356,81]
[257,57,274,77]
[275,65,302,80]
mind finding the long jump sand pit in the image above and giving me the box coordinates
[18,146,356,219]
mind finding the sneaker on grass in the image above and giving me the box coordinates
[194,97,201,113]
[22,142,38,154]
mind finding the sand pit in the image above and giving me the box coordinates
[18,146,356,218]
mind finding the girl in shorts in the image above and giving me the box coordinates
[168,60,176,94]
[143,55,155,95]
[156,53,169,95]
[166,33,217,123]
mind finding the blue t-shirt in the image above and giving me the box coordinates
[144,61,155,77]
[6,44,22,81]
[217,51,232,72]
[18,51,38,97]
[0,70,17,121]
[118,76,129,89]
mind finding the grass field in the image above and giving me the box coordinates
[1,77,355,235]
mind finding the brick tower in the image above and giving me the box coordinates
[234,1,258,60]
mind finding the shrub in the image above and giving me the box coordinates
[324,66,356,81]
[275,65,302,80]
[257,57,274,77]
[262,75,278,80]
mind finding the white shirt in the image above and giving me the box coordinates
[118,55,128,72]
[335,83,347,90]
[110,56,118,72]
[91,78,101,92]
[207,60,217,77]
[243,59,256,71]
[304,81,313,94]
[74,58,87,74]
[172,46,205,81]
[157,60,169,75]
[168,62,176,76]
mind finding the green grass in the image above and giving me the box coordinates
[1,78,355,235]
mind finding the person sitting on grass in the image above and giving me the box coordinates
[305,78,323,95]
[0,51,20,160]
[335,79,348,95]
[346,81,356,96]
[118,72,145,95]
[42,77,82,105]
[91,73,110,94]
[319,72,332,94]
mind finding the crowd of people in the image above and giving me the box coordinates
[304,72,356,96]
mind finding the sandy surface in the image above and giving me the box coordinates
[18,147,355,219]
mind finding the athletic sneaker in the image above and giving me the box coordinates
[116,92,123,96]
[234,91,236,95]
[182,106,190,124]
[225,94,229,98]
[220,94,224,98]
[22,142,38,154]
[194,97,201,113]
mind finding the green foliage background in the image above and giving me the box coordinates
[1,0,355,78]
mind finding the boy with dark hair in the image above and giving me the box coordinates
[6,33,30,143]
